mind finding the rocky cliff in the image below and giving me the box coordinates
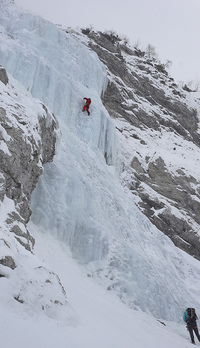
[0,67,67,315]
[81,29,200,260]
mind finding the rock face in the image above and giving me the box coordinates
[82,29,200,260]
[1,103,56,228]
[0,69,67,314]
[0,66,9,85]
[0,71,57,253]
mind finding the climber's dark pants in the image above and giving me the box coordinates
[188,325,200,342]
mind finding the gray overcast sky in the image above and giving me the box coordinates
[15,0,200,84]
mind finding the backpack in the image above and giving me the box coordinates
[187,308,196,318]
[183,308,197,323]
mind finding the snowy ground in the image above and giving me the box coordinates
[1,227,198,348]
[1,1,200,347]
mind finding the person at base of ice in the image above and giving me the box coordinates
[82,97,91,116]
[183,308,200,344]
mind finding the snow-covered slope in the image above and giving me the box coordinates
[82,29,200,260]
[1,1,200,347]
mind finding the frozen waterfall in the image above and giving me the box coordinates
[2,0,200,323]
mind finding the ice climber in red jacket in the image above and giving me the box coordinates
[82,97,91,116]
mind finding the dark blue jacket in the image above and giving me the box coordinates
[183,309,197,328]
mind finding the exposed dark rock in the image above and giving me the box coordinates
[10,224,35,251]
[1,105,57,224]
[0,66,9,85]
[183,84,195,92]
[82,30,200,260]
[0,256,16,269]
[14,295,24,304]
[0,72,57,264]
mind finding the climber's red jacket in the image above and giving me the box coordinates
[84,98,91,106]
